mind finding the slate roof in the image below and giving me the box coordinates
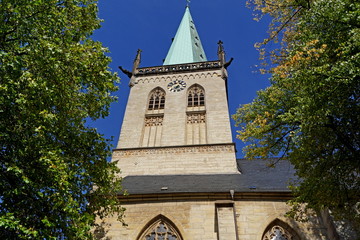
[122,159,298,195]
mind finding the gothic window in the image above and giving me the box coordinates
[142,87,165,147]
[187,84,205,107]
[263,226,291,240]
[262,219,301,240]
[148,88,165,110]
[186,84,206,144]
[138,216,183,240]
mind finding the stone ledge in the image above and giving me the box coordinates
[135,60,222,76]
[117,192,293,203]
[113,143,236,157]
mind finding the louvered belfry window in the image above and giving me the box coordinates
[186,84,207,144]
[148,88,166,110]
[142,87,165,147]
[187,85,205,107]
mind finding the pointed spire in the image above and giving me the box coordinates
[217,40,225,64]
[132,49,142,72]
[163,6,207,65]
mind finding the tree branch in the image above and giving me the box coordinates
[264,7,303,44]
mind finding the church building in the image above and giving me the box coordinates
[98,5,336,240]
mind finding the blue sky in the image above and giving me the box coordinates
[91,0,271,158]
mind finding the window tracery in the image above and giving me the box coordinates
[186,84,206,144]
[262,225,292,240]
[262,220,301,240]
[148,88,165,110]
[187,85,205,107]
[138,218,182,240]
[142,87,165,147]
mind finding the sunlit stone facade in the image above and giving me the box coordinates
[96,6,338,240]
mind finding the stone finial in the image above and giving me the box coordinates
[217,40,225,64]
[128,49,142,87]
[217,40,233,69]
[132,49,142,72]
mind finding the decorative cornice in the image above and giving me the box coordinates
[135,60,221,77]
[113,143,235,157]
[117,192,293,203]
[134,71,221,85]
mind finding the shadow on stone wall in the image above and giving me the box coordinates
[93,221,111,240]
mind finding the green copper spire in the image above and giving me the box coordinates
[163,6,207,65]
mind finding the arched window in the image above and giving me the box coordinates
[187,84,205,107]
[137,215,183,240]
[148,87,165,110]
[186,84,206,144]
[142,87,165,147]
[262,219,301,240]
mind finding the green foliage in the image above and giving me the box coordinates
[235,0,360,231]
[0,0,123,239]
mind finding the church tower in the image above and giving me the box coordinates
[100,5,331,240]
[114,6,238,177]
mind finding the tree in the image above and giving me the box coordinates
[0,0,124,239]
[234,0,360,232]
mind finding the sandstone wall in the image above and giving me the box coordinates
[96,199,328,240]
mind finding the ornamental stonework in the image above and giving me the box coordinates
[144,116,163,127]
[135,71,221,85]
[262,225,294,240]
[139,220,182,240]
[187,113,206,124]
[135,60,221,77]
[112,144,234,157]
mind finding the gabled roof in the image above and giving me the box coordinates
[122,159,298,195]
[163,7,207,65]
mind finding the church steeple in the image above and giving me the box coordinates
[163,6,207,65]
[115,4,237,178]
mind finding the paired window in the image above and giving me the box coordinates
[138,216,300,240]
[146,85,205,110]
[144,85,207,146]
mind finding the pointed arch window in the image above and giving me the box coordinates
[138,216,183,240]
[187,84,205,107]
[148,88,166,110]
[142,87,165,147]
[262,219,301,240]
[186,84,207,144]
